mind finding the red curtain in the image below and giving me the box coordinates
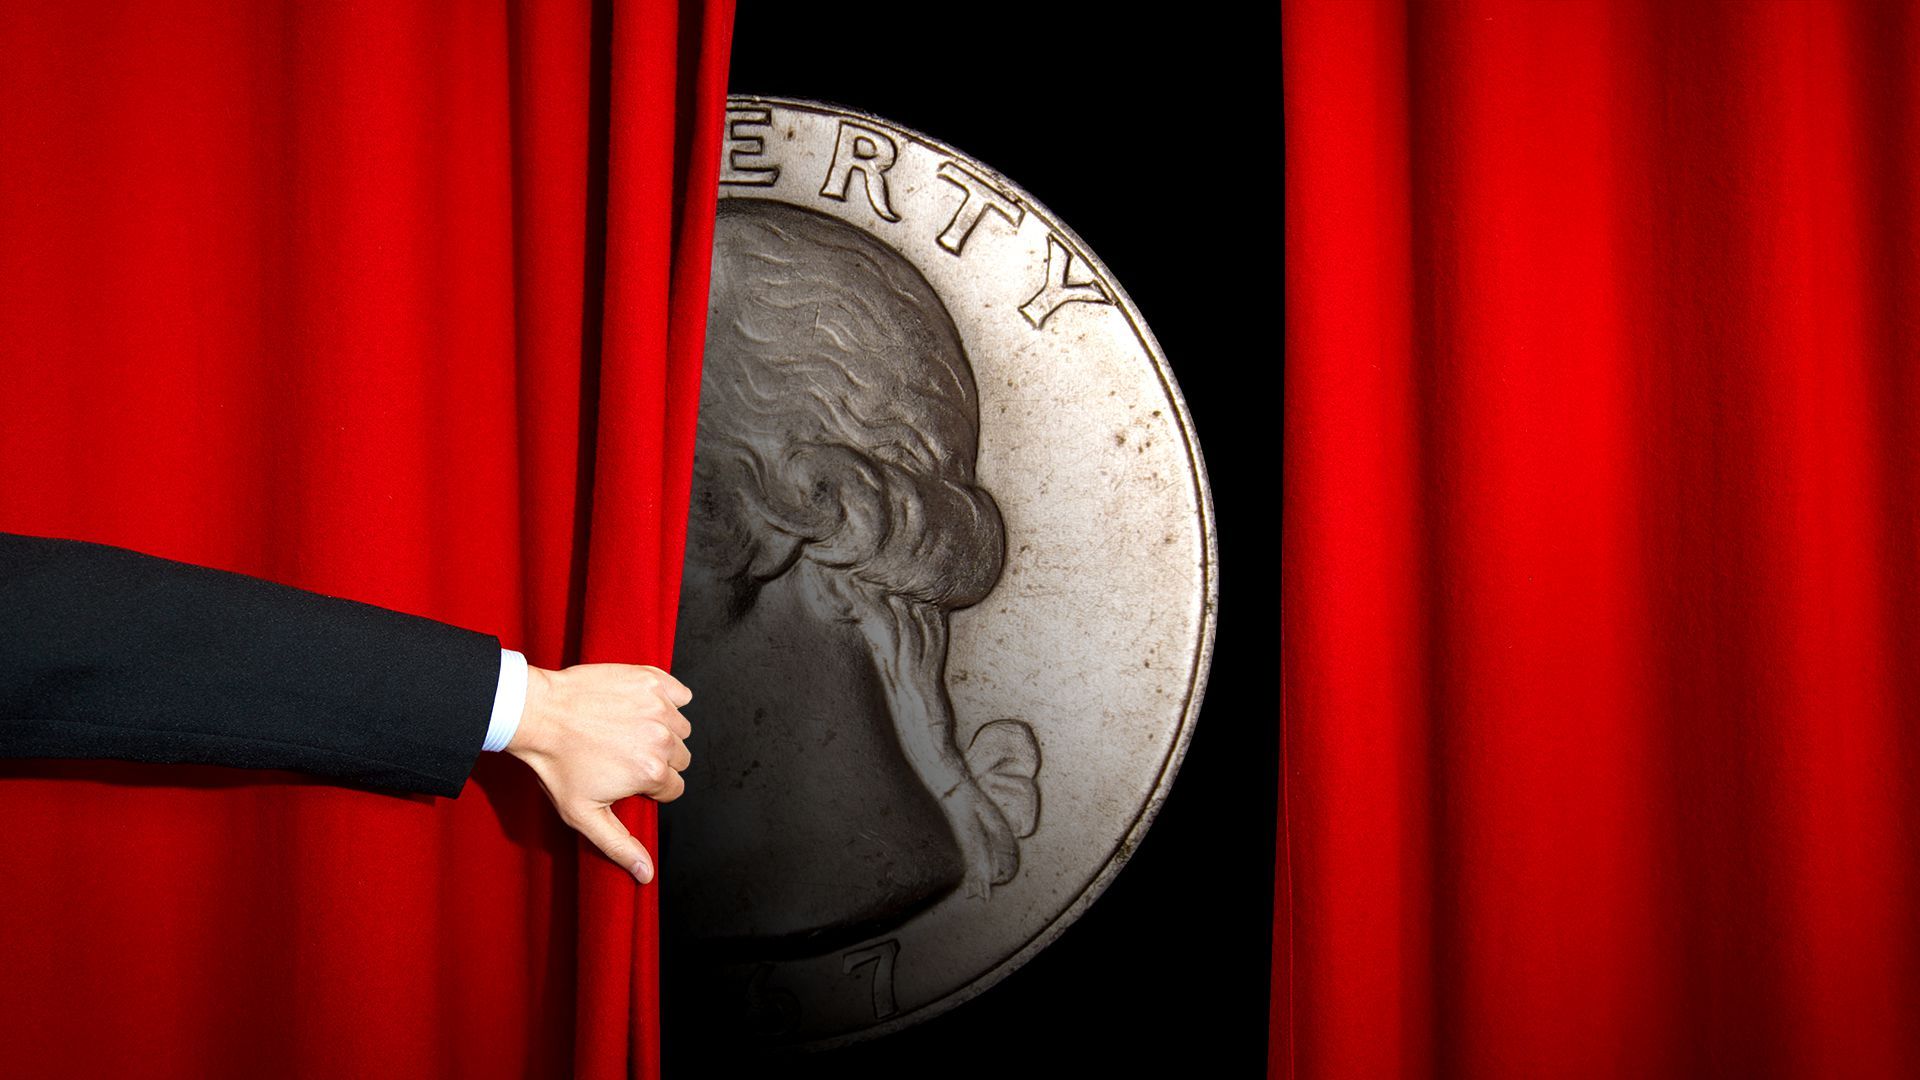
[1279,1,1920,1076]
[0,2,731,1076]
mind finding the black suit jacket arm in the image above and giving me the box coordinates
[0,532,501,798]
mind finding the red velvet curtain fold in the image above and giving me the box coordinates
[1280,1,1920,1075]
[0,2,731,1076]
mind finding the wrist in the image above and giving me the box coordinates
[507,665,558,760]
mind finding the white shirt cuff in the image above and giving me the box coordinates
[483,647,529,752]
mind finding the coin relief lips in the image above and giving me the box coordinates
[660,96,1217,1053]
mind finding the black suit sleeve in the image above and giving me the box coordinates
[0,531,501,798]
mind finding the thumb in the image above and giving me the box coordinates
[573,804,654,884]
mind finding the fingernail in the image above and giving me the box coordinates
[631,856,653,884]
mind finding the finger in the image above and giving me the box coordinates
[572,804,654,884]
[652,669,693,707]
[640,720,690,764]
[650,768,686,804]
[626,664,693,708]
[658,707,692,741]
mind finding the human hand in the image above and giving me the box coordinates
[505,662,692,884]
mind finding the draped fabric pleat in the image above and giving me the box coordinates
[1279,2,1920,1076]
[0,2,732,1076]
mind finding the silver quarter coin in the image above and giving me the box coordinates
[661,96,1217,1051]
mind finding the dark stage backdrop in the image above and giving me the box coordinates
[673,6,1281,1078]
[1283,2,1920,1077]
[0,3,732,1077]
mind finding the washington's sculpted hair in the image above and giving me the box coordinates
[693,198,1004,615]
[691,199,1038,897]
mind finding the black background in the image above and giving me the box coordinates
[663,6,1281,1076]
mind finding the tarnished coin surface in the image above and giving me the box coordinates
[660,96,1216,1051]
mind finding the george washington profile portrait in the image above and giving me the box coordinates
[661,198,1041,962]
